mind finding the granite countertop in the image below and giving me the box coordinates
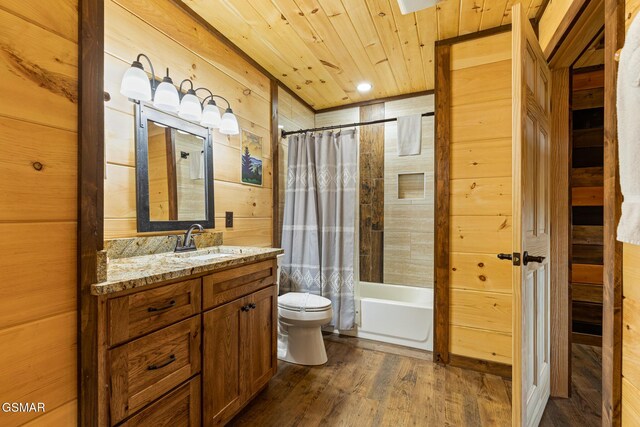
[92,246,283,296]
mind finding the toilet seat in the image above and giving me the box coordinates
[278,292,331,313]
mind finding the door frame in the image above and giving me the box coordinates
[543,0,624,421]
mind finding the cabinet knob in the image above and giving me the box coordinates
[249,303,256,310]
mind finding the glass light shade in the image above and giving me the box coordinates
[153,80,180,112]
[178,92,202,121]
[200,102,222,128]
[120,64,151,101]
[219,109,239,135]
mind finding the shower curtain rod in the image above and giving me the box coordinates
[280,111,435,138]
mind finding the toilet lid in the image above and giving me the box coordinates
[278,292,332,312]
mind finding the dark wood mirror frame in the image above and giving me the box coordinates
[135,102,215,232]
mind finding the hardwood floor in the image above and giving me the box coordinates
[228,335,601,426]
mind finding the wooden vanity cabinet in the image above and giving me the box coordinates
[202,261,278,426]
[99,258,278,427]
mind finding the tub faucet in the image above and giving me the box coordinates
[175,224,204,252]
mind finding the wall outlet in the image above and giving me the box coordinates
[225,211,233,228]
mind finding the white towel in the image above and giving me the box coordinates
[617,13,640,244]
[397,114,422,156]
[189,151,204,180]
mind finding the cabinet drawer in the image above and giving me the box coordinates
[118,376,201,427]
[108,278,201,346]
[203,260,276,310]
[109,317,201,425]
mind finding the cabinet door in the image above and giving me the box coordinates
[203,297,247,425]
[245,285,277,398]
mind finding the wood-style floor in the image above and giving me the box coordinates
[229,335,601,427]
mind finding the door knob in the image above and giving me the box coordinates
[497,252,521,266]
[522,251,545,266]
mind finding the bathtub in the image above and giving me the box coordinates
[329,282,433,351]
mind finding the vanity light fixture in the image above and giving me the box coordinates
[153,68,180,112]
[121,53,240,132]
[120,54,154,101]
[195,87,222,129]
[178,79,202,121]
[197,88,239,135]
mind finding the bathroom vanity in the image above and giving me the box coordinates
[92,242,282,426]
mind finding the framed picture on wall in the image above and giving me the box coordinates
[241,129,263,186]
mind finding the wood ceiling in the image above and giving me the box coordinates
[183,0,544,109]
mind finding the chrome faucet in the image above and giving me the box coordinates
[175,224,205,252]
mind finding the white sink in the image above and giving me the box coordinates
[174,250,233,262]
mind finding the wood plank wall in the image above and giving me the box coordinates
[0,1,79,425]
[103,0,274,247]
[622,2,640,424]
[570,67,605,344]
[446,31,513,365]
[359,103,385,283]
[315,94,435,288]
[276,86,315,246]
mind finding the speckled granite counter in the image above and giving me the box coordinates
[92,246,283,296]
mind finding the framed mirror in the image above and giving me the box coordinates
[135,103,214,232]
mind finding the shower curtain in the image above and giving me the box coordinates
[280,130,357,330]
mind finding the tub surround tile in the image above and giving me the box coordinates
[104,232,224,260]
[92,246,283,296]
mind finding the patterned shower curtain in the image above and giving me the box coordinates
[280,130,357,330]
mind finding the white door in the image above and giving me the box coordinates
[511,3,552,426]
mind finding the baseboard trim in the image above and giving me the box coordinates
[448,354,512,379]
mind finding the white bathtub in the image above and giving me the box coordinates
[329,282,433,351]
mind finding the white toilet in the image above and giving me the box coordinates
[276,256,333,366]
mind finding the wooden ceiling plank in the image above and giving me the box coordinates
[328,0,400,96]
[436,0,461,39]
[501,0,520,25]
[366,0,414,92]
[187,0,340,107]
[458,0,484,34]
[415,7,437,89]
[286,0,380,101]
[388,0,428,90]
[182,1,324,106]
[527,0,544,19]
[478,0,508,30]
[316,0,397,98]
[233,0,352,104]
[253,0,362,105]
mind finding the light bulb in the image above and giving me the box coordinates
[153,75,179,112]
[178,90,202,121]
[219,108,239,135]
[200,101,221,128]
[120,61,151,101]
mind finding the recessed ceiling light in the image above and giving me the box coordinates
[397,0,438,14]
[357,82,372,92]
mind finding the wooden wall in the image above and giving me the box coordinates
[276,86,315,246]
[104,0,274,247]
[446,31,513,365]
[315,95,435,288]
[0,1,78,425]
[622,2,640,424]
[570,67,604,344]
